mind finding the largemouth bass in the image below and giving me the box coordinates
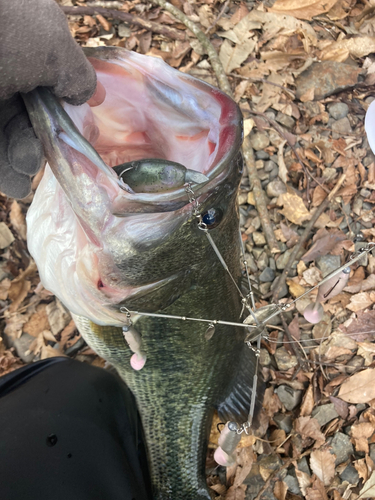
[24,47,259,500]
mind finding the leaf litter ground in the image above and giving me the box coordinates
[2,0,375,498]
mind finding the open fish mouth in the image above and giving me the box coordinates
[24,47,243,326]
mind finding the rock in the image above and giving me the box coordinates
[276,249,294,270]
[331,117,352,135]
[369,443,375,463]
[346,355,365,374]
[13,333,35,363]
[275,347,298,371]
[316,255,341,277]
[284,475,301,495]
[297,457,311,475]
[311,404,339,427]
[266,179,286,198]
[260,348,271,366]
[259,282,271,294]
[295,62,361,101]
[255,160,264,170]
[250,216,261,232]
[0,222,14,249]
[257,252,269,271]
[264,160,277,173]
[360,188,372,198]
[244,253,258,273]
[0,261,12,282]
[276,112,295,129]
[273,413,293,433]
[118,23,131,37]
[339,464,359,485]
[330,432,354,465]
[250,132,270,151]
[275,385,303,410]
[259,267,275,283]
[252,247,264,259]
[328,103,349,120]
[252,232,266,246]
[271,277,288,299]
[269,129,283,147]
[257,169,269,181]
[256,150,269,160]
[269,167,279,181]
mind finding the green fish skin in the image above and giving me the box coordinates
[24,47,261,500]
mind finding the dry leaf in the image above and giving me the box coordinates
[278,191,311,225]
[351,423,375,453]
[294,416,325,447]
[273,481,287,500]
[23,304,50,337]
[321,36,375,62]
[359,470,375,497]
[233,447,255,487]
[277,140,289,184]
[295,466,311,496]
[329,396,349,420]
[358,342,375,366]
[225,484,246,500]
[270,429,287,448]
[346,292,374,313]
[300,384,315,417]
[0,222,14,249]
[8,278,31,313]
[269,0,338,20]
[302,231,346,263]
[9,200,27,240]
[219,39,256,73]
[339,369,375,403]
[0,278,11,300]
[310,449,336,485]
[46,300,71,336]
[305,475,329,500]
[341,310,375,342]
[355,458,369,482]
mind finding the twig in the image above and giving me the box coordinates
[280,313,310,373]
[254,448,313,500]
[150,0,232,95]
[205,0,230,34]
[272,173,346,301]
[60,5,187,41]
[243,135,280,253]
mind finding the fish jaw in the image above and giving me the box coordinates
[26,48,243,327]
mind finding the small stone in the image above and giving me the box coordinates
[250,216,261,231]
[256,150,269,160]
[311,404,338,427]
[252,232,266,246]
[259,267,275,283]
[360,188,372,198]
[322,168,337,183]
[13,333,35,363]
[295,61,361,101]
[273,413,293,433]
[270,277,288,299]
[264,160,277,172]
[369,443,375,463]
[274,347,298,371]
[276,112,295,129]
[118,23,131,37]
[366,96,375,105]
[259,282,271,294]
[0,223,14,249]
[346,355,365,374]
[316,255,341,278]
[252,247,264,259]
[260,348,271,366]
[269,168,279,181]
[257,169,269,181]
[257,252,269,271]
[269,258,276,270]
[328,103,349,120]
[276,249,294,270]
[269,129,283,147]
[275,385,303,410]
[266,179,286,198]
[330,432,354,465]
[244,253,258,273]
[331,117,352,135]
[250,132,270,151]
[339,464,359,485]
[297,457,311,475]
[284,475,300,495]
[255,160,264,170]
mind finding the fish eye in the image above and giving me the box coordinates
[201,208,223,229]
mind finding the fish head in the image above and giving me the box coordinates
[25,47,243,326]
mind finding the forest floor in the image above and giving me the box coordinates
[1,0,375,498]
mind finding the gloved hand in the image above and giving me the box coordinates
[0,0,97,198]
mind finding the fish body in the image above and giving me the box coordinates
[25,48,259,499]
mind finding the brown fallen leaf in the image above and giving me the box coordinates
[263,386,282,418]
[351,422,375,454]
[305,475,329,500]
[355,458,369,482]
[302,230,346,263]
[294,416,325,447]
[22,304,50,337]
[269,0,338,20]
[357,342,375,366]
[0,222,15,249]
[295,466,311,496]
[9,200,27,240]
[273,480,287,500]
[329,396,349,420]
[346,292,374,313]
[310,449,336,486]
[219,38,256,73]
[341,310,375,342]
[300,384,314,417]
[338,369,375,403]
[0,278,11,300]
[321,36,375,63]
[225,484,246,500]
[359,470,375,496]
[278,191,311,225]
[8,278,31,313]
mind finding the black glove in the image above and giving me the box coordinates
[0,0,97,198]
